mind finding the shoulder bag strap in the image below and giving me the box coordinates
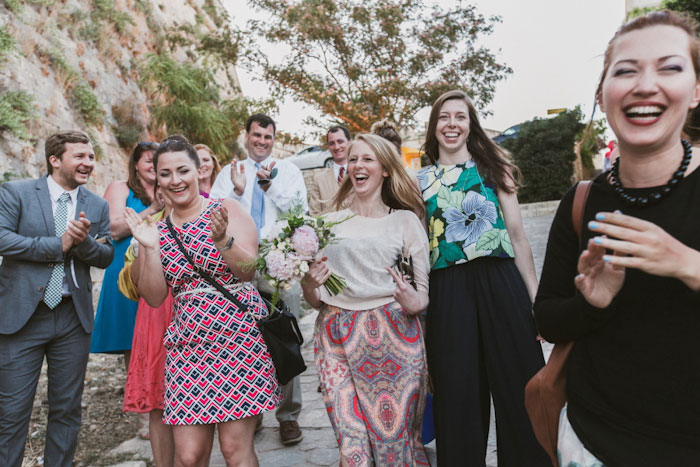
[165,217,251,314]
[572,180,592,247]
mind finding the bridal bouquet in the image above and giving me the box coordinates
[247,204,349,307]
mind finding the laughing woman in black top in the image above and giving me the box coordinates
[534,11,700,466]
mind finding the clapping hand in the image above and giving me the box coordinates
[209,206,229,246]
[386,266,424,315]
[302,257,331,290]
[124,207,159,250]
[230,160,246,196]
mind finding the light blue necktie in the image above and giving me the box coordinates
[251,162,266,237]
[44,192,70,309]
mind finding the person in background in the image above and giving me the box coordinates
[371,119,402,156]
[210,113,308,445]
[302,134,430,465]
[91,140,163,438]
[603,140,617,171]
[125,135,280,466]
[535,11,700,465]
[194,143,221,197]
[308,125,351,215]
[418,89,549,466]
[0,130,113,467]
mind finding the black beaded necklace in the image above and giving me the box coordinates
[610,139,693,207]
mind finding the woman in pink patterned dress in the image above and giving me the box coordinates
[301,134,430,466]
[125,135,280,466]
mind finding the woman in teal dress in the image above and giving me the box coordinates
[91,142,163,367]
[418,90,549,466]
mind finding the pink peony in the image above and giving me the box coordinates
[265,249,296,281]
[291,225,319,260]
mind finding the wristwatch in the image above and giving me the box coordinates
[218,236,235,252]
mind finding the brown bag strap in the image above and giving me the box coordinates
[572,180,592,246]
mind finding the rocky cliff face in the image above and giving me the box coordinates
[0,0,240,193]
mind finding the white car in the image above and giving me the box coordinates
[287,146,333,170]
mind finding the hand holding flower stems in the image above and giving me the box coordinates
[245,201,350,309]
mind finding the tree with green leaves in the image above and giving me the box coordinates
[660,0,700,22]
[245,0,511,133]
[503,108,586,203]
[139,53,273,162]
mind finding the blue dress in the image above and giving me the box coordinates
[90,190,148,353]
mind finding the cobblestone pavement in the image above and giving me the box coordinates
[107,213,555,467]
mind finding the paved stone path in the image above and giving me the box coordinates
[108,213,556,467]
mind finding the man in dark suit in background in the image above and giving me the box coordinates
[0,130,113,467]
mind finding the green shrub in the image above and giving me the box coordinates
[202,0,226,28]
[0,25,17,62]
[92,0,134,35]
[1,172,20,186]
[503,108,585,203]
[139,53,268,159]
[111,100,144,149]
[134,0,152,15]
[86,129,104,160]
[0,91,36,140]
[72,83,105,127]
[6,0,23,14]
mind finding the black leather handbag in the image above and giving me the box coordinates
[166,218,306,385]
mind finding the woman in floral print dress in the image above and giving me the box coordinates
[417,90,549,466]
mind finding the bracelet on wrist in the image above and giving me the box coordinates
[217,236,235,252]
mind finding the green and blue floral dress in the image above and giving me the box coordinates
[417,161,514,270]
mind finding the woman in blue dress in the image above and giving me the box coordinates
[91,142,163,368]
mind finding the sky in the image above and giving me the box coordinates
[220,0,628,141]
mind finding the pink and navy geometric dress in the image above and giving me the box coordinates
[157,199,281,425]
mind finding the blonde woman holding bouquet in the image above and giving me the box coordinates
[301,133,430,466]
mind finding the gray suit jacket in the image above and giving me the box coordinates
[0,175,113,334]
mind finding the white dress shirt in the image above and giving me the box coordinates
[47,175,80,294]
[210,156,309,240]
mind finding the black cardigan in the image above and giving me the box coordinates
[534,168,700,467]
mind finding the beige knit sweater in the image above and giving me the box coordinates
[317,208,429,311]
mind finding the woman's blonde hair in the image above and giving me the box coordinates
[334,133,425,219]
[193,143,222,183]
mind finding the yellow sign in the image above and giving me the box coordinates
[547,108,567,115]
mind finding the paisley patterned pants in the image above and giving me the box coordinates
[314,302,429,467]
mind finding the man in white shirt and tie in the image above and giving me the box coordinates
[210,113,308,445]
[308,125,351,215]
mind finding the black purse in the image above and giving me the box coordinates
[165,218,306,386]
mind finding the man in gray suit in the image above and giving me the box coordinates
[0,130,113,467]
